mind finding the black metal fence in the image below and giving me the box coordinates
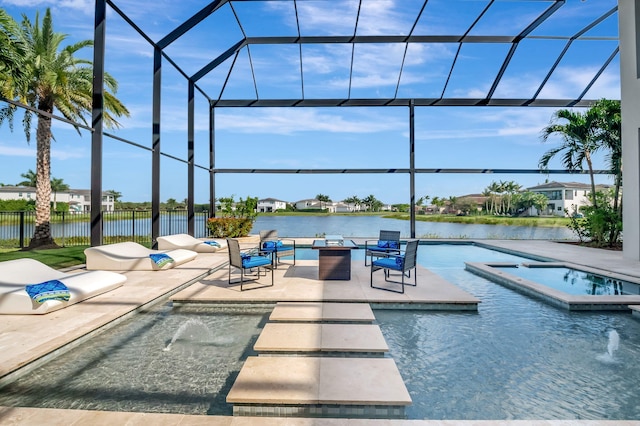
[0,210,211,249]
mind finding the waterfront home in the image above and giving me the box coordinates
[527,181,612,216]
[0,185,115,212]
[257,198,289,213]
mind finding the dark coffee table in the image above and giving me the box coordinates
[311,239,358,280]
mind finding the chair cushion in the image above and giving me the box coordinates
[372,257,403,271]
[377,240,399,249]
[262,241,276,249]
[242,256,272,268]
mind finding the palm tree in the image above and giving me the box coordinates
[486,181,502,214]
[362,194,377,212]
[431,196,445,213]
[539,108,600,208]
[591,99,622,214]
[17,169,37,187]
[50,177,69,211]
[481,189,492,214]
[106,189,122,203]
[166,198,178,210]
[0,8,26,100]
[343,195,361,211]
[447,196,458,214]
[503,180,522,215]
[316,193,331,210]
[0,9,129,249]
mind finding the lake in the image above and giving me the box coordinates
[250,215,577,240]
[0,214,577,245]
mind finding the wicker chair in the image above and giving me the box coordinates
[259,230,296,268]
[227,238,273,291]
[364,230,401,266]
[370,239,419,294]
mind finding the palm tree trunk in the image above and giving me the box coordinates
[585,154,598,209]
[28,113,58,249]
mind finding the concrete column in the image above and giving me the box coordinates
[619,0,640,260]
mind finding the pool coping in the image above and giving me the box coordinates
[465,261,640,311]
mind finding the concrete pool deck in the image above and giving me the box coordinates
[1,239,640,425]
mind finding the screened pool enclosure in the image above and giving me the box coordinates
[5,0,640,257]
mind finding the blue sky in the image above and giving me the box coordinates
[0,0,621,204]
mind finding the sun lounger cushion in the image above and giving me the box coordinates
[84,241,197,271]
[0,258,126,315]
[156,233,227,253]
[25,280,71,303]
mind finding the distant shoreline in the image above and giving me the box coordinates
[260,211,571,228]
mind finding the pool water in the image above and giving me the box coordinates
[0,305,270,415]
[2,244,640,420]
[376,244,640,420]
[493,265,640,296]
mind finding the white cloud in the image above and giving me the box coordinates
[0,142,83,160]
[216,109,405,135]
[0,144,35,157]
[538,67,620,100]
[415,107,556,143]
[52,145,86,160]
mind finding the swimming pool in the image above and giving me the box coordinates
[493,264,640,296]
[1,244,639,419]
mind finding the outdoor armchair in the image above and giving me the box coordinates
[370,239,419,294]
[227,238,273,291]
[259,229,296,268]
[364,230,401,266]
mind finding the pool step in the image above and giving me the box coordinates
[269,301,375,323]
[254,323,389,356]
[226,356,411,418]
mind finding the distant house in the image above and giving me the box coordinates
[295,199,322,210]
[257,198,288,212]
[527,181,611,216]
[456,194,487,214]
[333,202,352,213]
[0,186,115,212]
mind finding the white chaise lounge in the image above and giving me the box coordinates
[0,258,127,315]
[84,241,198,271]
[157,233,227,253]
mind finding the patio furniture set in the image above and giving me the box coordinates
[0,229,419,315]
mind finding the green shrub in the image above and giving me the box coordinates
[0,199,35,211]
[565,191,622,247]
[206,217,253,237]
[207,195,258,237]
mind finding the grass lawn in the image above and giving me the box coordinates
[0,246,88,269]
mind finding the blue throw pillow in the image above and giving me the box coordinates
[263,241,276,249]
[204,241,221,248]
[388,241,399,249]
[25,280,71,304]
[277,240,283,247]
[377,240,390,248]
[150,253,174,269]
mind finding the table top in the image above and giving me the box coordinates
[312,239,358,249]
